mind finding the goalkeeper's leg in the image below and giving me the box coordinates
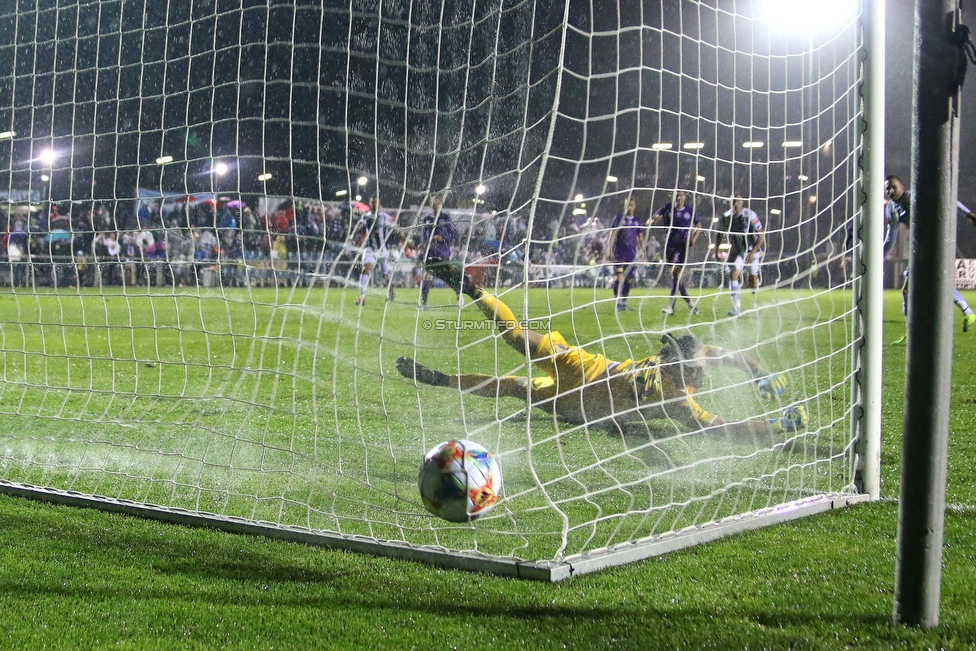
[424,257,480,299]
[424,258,544,357]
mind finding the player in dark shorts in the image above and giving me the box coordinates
[419,194,459,306]
[884,175,975,343]
[607,197,645,312]
[651,190,703,315]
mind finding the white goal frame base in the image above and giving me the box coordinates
[0,480,869,581]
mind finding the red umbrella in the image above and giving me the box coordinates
[352,202,370,213]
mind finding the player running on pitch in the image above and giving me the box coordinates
[607,197,646,312]
[398,258,805,435]
[650,190,703,315]
[419,194,459,306]
[350,197,394,305]
[884,175,976,343]
[716,193,765,317]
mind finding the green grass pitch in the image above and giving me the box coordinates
[0,287,975,649]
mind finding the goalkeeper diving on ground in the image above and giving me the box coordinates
[397,258,806,436]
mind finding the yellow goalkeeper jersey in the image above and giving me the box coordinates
[526,331,717,427]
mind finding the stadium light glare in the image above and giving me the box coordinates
[809,195,818,203]
[760,0,856,34]
[782,141,804,148]
[606,175,618,183]
[696,175,706,183]
[574,193,584,202]
[0,131,14,140]
[335,189,348,197]
[357,176,368,186]
[39,148,56,167]
[475,184,486,195]
[770,208,782,215]
[258,173,273,181]
[798,174,809,181]
[742,141,764,148]
[155,155,174,165]
[651,142,673,150]
[683,142,705,149]
[572,208,587,215]
[40,174,50,182]
[213,161,229,176]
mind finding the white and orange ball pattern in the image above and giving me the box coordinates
[418,439,502,523]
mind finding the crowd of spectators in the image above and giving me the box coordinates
[0,198,399,289]
[0,197,679,292]
[0,197,850,292]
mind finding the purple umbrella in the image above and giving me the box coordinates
[225,200,246,209]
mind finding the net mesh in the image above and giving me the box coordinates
[0,0,865,569]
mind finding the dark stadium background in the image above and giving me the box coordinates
[1,0,974,256]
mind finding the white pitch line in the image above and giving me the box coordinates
[877,496,976,513]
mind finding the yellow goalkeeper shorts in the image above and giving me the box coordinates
[530,331,611,395]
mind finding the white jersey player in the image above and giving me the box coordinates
[352,197,395,305]
[716,194,765,317]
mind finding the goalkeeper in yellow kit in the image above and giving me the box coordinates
[397,259,806,435]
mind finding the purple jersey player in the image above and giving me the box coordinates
[651,190,703,315]
[420,194,459,306]
[607,197,645,311]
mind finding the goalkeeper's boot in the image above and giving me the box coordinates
[425,257,482,299]
[396,356,450,387]
[964,312,976,333]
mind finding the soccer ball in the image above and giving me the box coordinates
[418,439,502,523]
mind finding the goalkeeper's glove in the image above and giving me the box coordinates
[769,404,807,433]
[752,368,787,400]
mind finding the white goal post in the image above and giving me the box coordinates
[0,0,881,580]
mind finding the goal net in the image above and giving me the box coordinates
[0,0,877,579]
